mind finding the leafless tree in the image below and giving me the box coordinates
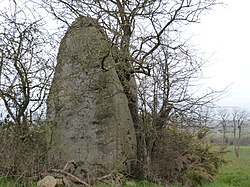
[0,1,55,135]
[217,108,230,146]
[232,108,249,157]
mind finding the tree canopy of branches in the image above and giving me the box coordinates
[0,0,55,128]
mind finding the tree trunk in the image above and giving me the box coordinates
[235,126,242,157]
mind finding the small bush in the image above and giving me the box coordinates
[150,126,226,187]
[0,120,48,178]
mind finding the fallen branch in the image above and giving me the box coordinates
[50,169,91,187]
[63,160,77,171]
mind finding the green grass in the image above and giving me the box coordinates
[95,181,164,187]
[200,146,250,187]
[0,177,36,187]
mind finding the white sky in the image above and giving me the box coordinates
[190,1,250,111]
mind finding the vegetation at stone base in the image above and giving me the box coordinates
[93,127,227,187]
[0,120,226,187]
[1,146,250,187]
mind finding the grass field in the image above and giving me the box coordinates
[200,146,250,187]
[1,146,250,187]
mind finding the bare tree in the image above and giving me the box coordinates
[0,1,55,133]
[232,108,249,157]
[217,108,230,147]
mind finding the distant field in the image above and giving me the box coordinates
[1,146,250,187]
[209,132,250,138]
[207,132,250,146]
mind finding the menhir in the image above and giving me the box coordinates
[46,16,136,177]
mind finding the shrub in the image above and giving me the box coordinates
[0,120,48,179]
[150,126,227,187]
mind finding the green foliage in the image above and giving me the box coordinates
[150,127,226,187]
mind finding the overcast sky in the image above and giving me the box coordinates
[1,1,249,112]
[190,1,250,111]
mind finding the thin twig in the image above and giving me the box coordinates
[97,173,112,181]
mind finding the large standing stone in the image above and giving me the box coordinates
[46,16,136,176]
